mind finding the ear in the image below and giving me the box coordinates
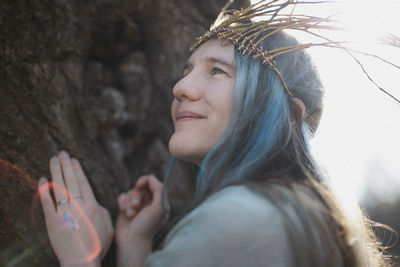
[291,97,306,120]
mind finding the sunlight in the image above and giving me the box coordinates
[249,0,400,202]
[338,0,400,43]
[306,0,400,202]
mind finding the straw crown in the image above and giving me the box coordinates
[190,0,400,103]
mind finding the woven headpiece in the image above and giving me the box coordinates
[190,0,400,103]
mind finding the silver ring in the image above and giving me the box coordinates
[57,199,69,205]
[71,194,82,199]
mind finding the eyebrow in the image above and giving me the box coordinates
[207,57,236,71]
[183,56,236,72]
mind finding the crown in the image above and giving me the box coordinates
[190,0,400,103]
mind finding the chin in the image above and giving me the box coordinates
[168,133,206,166]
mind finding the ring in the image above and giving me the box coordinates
[71,194,82,199]
[57,199,69,205]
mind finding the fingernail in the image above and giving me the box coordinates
[60,151,68,158]
[120,201,126,209]
[39,177,47,185]
[127,207,133,216]
[150,174,157,180]
[71,158,77,165]
[131,197,137,205]
[52,157,59,164]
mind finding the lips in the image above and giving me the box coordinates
[175,110,205,121]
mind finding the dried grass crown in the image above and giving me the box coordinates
[190,0,333,98]
[190,0,400,105]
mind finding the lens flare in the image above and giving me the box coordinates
[63,212,79,231]
[0,159,102,264]
[37,182,102,263]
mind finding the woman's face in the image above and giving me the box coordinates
[169,39,236,165]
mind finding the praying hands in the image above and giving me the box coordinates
[38,151,169,267]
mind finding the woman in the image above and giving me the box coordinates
[38,3,390,267]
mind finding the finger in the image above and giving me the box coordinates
[124,191,136,218]
[135,175,151,187]
[136,175,163,204]
[38,177,56,222]
[71,158,96,204]
[136,175,169,217]
[118,193,128,210]
[124,190,142,218]
[118,193,135,218]
[146,175,170,213]
[129,190,141,209]
[59,151,81,197]
[49,156,68,204]
[125,205,134,218]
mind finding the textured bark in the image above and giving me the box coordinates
[0,0,248,266]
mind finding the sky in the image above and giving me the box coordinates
[250,0,400,203]
[304,0,400,204]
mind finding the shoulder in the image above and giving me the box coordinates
[167,185,286,237]
[184,185,283,228]
[146,185,294,267]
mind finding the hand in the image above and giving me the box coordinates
[115,175,170,266]
[38,151,114,266]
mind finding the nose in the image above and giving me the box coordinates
[172,73,202,102]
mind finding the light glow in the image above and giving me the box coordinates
[250,0,400,203]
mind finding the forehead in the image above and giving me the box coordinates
[187,38,235,65]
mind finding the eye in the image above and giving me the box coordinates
[211,67,227,76]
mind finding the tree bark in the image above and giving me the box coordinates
[0,0,248,266]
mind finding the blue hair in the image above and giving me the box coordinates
[193,47,293,199]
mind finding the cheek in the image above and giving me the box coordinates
[213,88,234,129]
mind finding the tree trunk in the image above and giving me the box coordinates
[0,0,247,265]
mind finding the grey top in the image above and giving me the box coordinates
[145,185,296,267]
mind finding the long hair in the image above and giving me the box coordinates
[157,32,390,266]
[195,31,322,200]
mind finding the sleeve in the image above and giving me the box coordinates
[145,186,294,267]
